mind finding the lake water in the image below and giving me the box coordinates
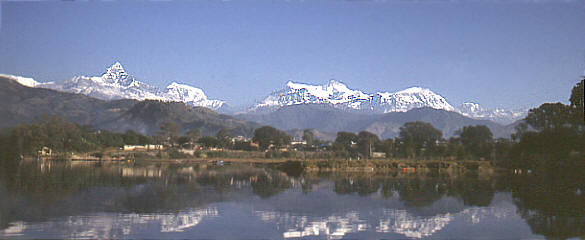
[0,161,583,239]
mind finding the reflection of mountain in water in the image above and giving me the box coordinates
[254,204,516,239]
[377,209,452,239]
[1,207,218,238]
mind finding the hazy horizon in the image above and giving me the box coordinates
[1,0,584,109]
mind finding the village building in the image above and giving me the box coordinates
[123,144,164,151]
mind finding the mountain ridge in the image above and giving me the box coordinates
[9,62,228,111]
[1,62,526,124]
[249,80,525,124]
[0,75,258,137]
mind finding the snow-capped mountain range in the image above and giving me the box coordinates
[1,62,526,124]
[458,102,526,125]
[252,80,525,124]
[3,62,225,110]
[252,80,454,113]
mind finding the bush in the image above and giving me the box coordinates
[207,151,228,158]
[265,151,282,159]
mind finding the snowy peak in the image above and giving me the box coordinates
[375,87,455,112]
[460,102,482,113]
[167,82,206,99]
[165,82,224,109]
[100,61,135,86]
[0,73,55,88]
[0,74,41,88]
[251,80,526,124]
[457,102,526,124]
[33,62,225,110]
[252,80,454,113]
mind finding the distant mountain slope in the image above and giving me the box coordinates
[237,104,514,139]
[365,108,512,139]
[101,100,257,137]
[0,76,258,137]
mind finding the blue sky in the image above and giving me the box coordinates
[0,0,584,109]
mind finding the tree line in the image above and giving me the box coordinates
[0,115,154,156]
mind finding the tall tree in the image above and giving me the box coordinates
[198,136,220,148]
[216,128,234,148]
[511,79,585,171]
[334,132,358,155]
[357,131,380,158]
[302,129,315,146]
[253,126,292,150]
[569,78,584,126]
[159,122,181,145]
[523,103,571,131]
[186,129,201,143]
[398,121,442,158]
[456,125,493,160]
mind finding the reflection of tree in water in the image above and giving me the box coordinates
[299,177,320,194]
[506,173,585,240]
[396,178,447,207]
[250,174,292,198]
[447,176,494,207]
[331,174,496,208]
[334,177,380,196]
[0,163,276,230]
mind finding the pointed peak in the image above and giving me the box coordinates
[101,61,133,85]
[167,81,181,88]
[108,61,124,71]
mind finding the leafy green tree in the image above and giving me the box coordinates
[176,136,191,147]
[252,126,292,150]
[493,138,514,167]
[380,138,395,158]
[198,136,220,148]
[216,128,234,149]
[334,132,358,158]
[398,121,442,158]
[122,130,140,145]
[356,131,380,158]
[456,125,493,160]
[511,79,585,171]
[523,103,571,131]
[302,129,315,146]
[0,115,153,158]
[186,129,201,143]
[159,122,181,145]
[569,78,584,126]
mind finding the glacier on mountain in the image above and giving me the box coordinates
[1,65,526,123]
[250,80,525,124]
[457,102,526,124]
[45,62,225,110]
[251,80,455,113]
[0,73,54,88]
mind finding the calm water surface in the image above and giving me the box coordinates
[0,161,583,239]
